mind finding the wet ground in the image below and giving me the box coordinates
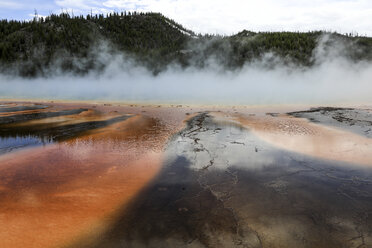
[0,104,48,113]
[0,102,372,248]
[289,107,372,138]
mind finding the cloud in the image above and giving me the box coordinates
[0,1,24,9]
[55,0,98,10]
[2,0,372,35]
[50,0,372,36]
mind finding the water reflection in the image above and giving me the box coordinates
[1,106,372,248]
[0,111,170,248]
[0,113,133,155]
[0,108,88,125]
[87,112,372,248]
[0,104,48,113]
[0,136,52,155]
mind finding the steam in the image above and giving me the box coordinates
[1,35,372,106]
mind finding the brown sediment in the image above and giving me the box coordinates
[0,109,47,117]
[4,109,119,128]
[0,148,163,248]
[0,104,190,248]
[235,113,372,166]
[0,106,52,117]
[1,101,372,247]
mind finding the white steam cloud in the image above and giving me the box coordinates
[0,35,372,106]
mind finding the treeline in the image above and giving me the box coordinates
[0,12,372,77]
[184,30,372,69]
[0,12,192,76]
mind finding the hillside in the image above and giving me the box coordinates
[1,12,372,77]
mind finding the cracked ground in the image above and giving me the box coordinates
[88,112,372,248]
[1,103,372,248]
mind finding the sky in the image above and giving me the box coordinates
[0,0,371,36]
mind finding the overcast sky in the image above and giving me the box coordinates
[0,0,371,36]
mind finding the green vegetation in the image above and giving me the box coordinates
[0,12,372,77]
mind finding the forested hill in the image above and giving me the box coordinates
[1,12,372,77]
